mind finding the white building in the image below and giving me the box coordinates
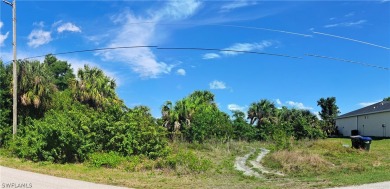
[336,101,390,137]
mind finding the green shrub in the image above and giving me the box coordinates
[88,152,125,168]
[165,150,212,173]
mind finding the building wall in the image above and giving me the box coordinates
[336,111,390,137]
[357,111,390,137]
[336,116,357,136]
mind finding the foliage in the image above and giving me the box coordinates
[9,93,96,163]
[71,65,120,109]
[43,54,75,91]
[317,97,340,135]
[161,90,233,143]
[106,106,170,159]
[88,152,125,168]
[245,100,325,142]
[0,61,12,146]
[247,99,277,128]
[10,91,169,162]
[231,111,257,141]
[17,60,58,118]
[165,150,212,173]
[383,97,390,101]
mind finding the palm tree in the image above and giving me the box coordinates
[247,99,277,127]
[17,60,57,117]
[72,65,118,109]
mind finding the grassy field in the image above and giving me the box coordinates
[1,138,389,189]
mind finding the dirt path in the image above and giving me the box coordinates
[234,148,283,177]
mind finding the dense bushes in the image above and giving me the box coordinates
[10,92,170,162]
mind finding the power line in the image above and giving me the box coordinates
[157,47,302,59]
[23,46,158,60]
[306,54,390,71]
[2,46,388,71]
[313,31,390,50]
[128,21,313,38]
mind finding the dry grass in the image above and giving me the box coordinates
[265,150,334,176]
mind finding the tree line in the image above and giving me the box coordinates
[0,55,341,163]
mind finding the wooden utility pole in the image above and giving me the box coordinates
[3,0,17,139]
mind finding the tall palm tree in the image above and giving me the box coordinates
[17,60,57,115]
[72,65,118,109]
[247,99,277,127]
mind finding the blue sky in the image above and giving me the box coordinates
[1,0,389,118]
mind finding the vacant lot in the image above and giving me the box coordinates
[1,139,389,189]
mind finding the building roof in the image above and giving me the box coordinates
[337,101,390,119]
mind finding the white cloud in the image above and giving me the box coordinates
[57,22,81,33]
[202,53,220,59]
[344,12,355,17]
[220,0,257,13]
[358,100,381,107]
[324,20,366,28]
[228,104,247,112]
[157,0,202,20]
[176,68,186,76]
[313,111,321,120]
[221,41,273,56]
[33,21,45,28]
[0,21,9,46]
[275,99,282,106]
[27,29,52,48]
[97,1,201,78]
[286,101,313,110]
[209,80,226,90]
[201,41,273,60]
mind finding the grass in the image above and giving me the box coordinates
[1,139,390,189]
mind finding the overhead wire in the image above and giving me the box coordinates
[23,46,158,60]
[156,47,302,59]
[2,46,388,71]
[127,21,313,38]
[306,54,390,71]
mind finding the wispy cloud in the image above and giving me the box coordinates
[220,0,257,13]
[157,0,202,20]
[286,101,313,110]
[0,21,9,46]
[358,100,381,107]
[176,68,186,76]
[202,53,220,59]
[57,22,81,33]
[202,41,274,60]
[209,80,226,90]
[324,19,366,28]
[96,0,201,78]
[228,104,247,112]
[344,12,355,17]
[222,41,273,56]
[27,29,52,48]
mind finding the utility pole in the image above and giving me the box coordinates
[3,0,17,139]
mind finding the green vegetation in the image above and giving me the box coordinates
[317,97,340,136]
[2,139,390,188]
[1,56,389,188]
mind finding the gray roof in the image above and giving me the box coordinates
[337,101,390,119]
